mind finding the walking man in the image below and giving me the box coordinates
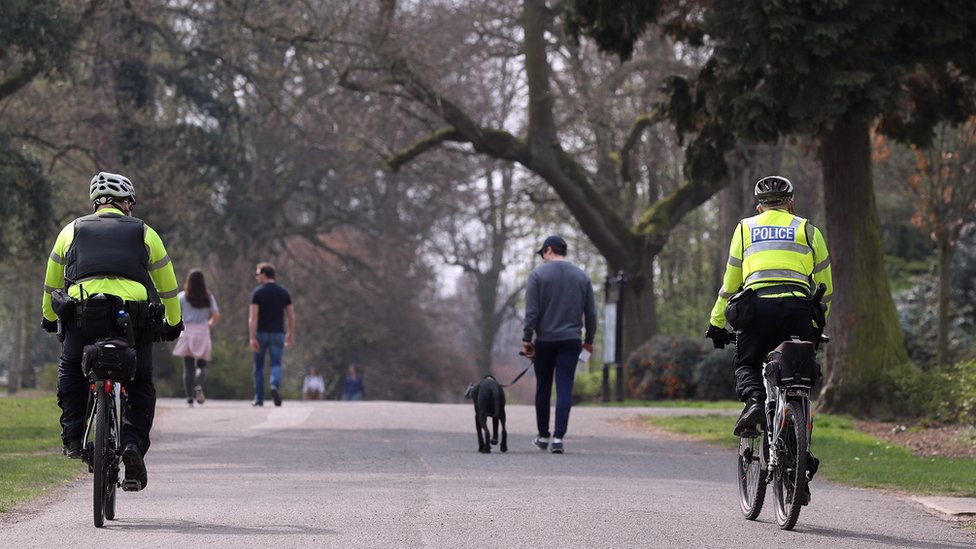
[249,262,295,406]
[522,236,596,454]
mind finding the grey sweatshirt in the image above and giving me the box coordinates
[523,260,597,343]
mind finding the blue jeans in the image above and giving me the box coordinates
[253,332,285,402]
[533,339,581,439]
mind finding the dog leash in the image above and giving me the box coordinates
[502,352,534,387]
[504,365,531,387]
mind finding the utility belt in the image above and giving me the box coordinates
[752,283,811,298]
[725,283,819,331]
[50,289,164,344]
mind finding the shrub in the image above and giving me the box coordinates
[626,335,705,400]
[694,348,738,401]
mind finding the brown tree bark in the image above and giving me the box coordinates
[818,119,911,417]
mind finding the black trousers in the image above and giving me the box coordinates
[56,322,155,455]
[734,296,817,401]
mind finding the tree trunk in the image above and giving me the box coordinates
[9,283,30,394]
[936,238,951,366]
[817,119,910,417]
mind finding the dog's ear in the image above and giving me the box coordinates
[464,383,475,399]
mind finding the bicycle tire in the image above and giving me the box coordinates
[104,401,118,521]
[773,400,808,530]
[93,387,110,528]
[737,433,767,520]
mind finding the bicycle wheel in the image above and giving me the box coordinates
[737,433,767,519]
[92,388,111,528]
[772,400,808,530]
[104,401,119,521]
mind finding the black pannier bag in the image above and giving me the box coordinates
[764,337,820,387]
[82,337,137,381]
[77,293,122,340]
[724,288,756,330]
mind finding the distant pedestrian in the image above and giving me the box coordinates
[342,365,365,401]
[521,236,596,454]
[172,269,220,406]
[248,262,295,407]
[303,368,326,400]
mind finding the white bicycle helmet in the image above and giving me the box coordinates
[90,171,136,205]
[753,175,793,205]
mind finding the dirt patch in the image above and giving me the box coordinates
[854,420,976,459]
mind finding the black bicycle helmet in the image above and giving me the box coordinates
[754,175,793,204]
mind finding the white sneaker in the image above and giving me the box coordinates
[550,438,564,454]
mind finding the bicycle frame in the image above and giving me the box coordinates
[762,372,812,471]
[82,379,123,461]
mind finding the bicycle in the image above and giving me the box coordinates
[70,296,162,527]
[734,285,827,530]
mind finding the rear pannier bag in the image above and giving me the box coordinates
[764,338,819,387]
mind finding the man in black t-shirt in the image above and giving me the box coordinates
[248,262,296,406]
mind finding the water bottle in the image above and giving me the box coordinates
[117,310,135,346]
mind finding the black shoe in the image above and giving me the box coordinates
[270,387,282,407]
[252,400,264,407]
[63,440,83,459]
[550,438,564,454]
[532,436,549,451]
[733,398,765,436]
[806,453,820,481]
[121,444,148,492]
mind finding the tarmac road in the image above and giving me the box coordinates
[2,399,974,548]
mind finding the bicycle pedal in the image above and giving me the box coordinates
[121,479,143,492]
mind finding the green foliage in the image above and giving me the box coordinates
[0,0,83,99]
[0,396,83,513]
[626,335,737,401]
[647,413,976,495]
[0,133,56,260]
[892,360,976,426]
[563,0,658,61]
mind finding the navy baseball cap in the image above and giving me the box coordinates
[537,235,568,257]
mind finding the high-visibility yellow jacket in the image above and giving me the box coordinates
[41,207,182,326]
[708,208,832,328]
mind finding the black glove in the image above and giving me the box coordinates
[705,325,731,349]
[162,320,184,342]
[41,318,58,333]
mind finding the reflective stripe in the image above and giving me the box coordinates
[727,255,742,268]
[44,284,60,294]
[813,258,831,274]
[742,241,811,258]
[49,251,64,265]
[76,275,133,283]
[719,289,734,299]
[159,288,179,299]
[743,216,802,232]
[744,269,810,285]
[148,254,172,271]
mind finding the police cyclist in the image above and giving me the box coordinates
[705,176,833,438]
[41,171,183,491]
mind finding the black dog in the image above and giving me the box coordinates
[465,375,507,453]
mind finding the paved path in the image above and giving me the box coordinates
[2,400,974,548]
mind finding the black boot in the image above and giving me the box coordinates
[733,396,765,436]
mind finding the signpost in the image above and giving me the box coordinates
[602,271,626,402]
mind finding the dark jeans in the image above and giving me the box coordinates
[57,321,155,455]
[734,296,817,401]
[183,357,207,400]
[533,338,581,439]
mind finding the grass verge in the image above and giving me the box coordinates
[581,399,740,409]
[0,395,85,514]
[645,413,976,496]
